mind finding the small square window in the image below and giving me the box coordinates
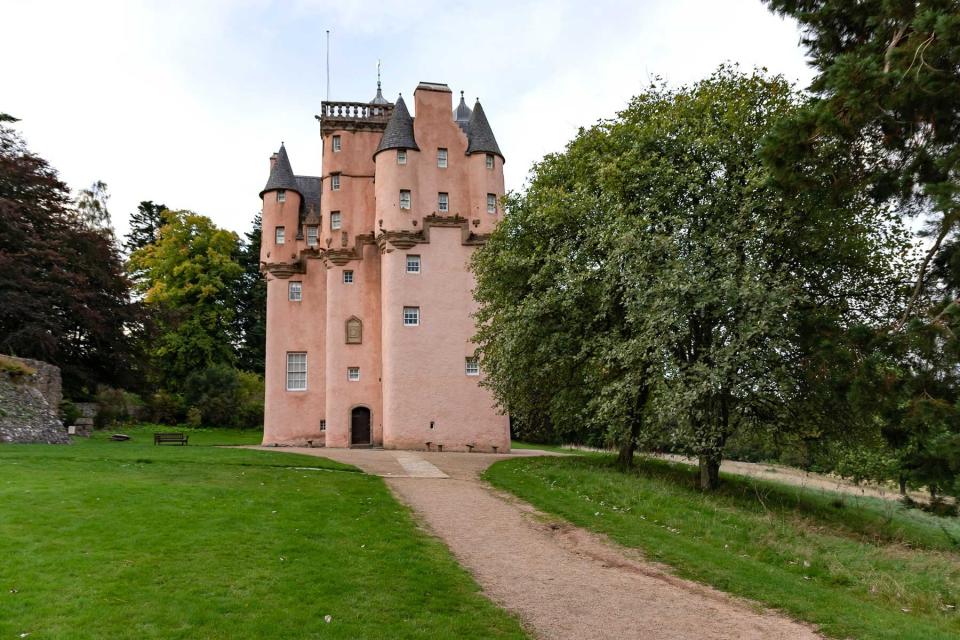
[343,270,354,284]
[331,212,341,230]
[286,352,307,391]
[277,189,286,203]
[437,148,448,168]
[288,281,302,302]
[332,135,341,152]
[347,367,360,381]
[487,193,497,214]
[306,225,318,246]
[406,254,421,274]
[397,149,407,165]
[438,192,448,213]
[465,357,479,376]
[275,226,285,244]
[320,419,326,431]
[331,174,340,191]
[486,154,494,169]
[400,190,411,210]
[403,306,420,326]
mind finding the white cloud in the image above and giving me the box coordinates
[1,0,813,241]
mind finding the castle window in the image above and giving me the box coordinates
[331,174,340,191]
[275,226,285,244]
[487,193,497,214]
[286,352,307,391]
[486,154,494,170]
[347,367,360,382]
[465,357,480,376]
[306,225,318,246]
[277,189,286,203]
[438,192,449,213]
[400,190,411,210]
[397,149,407,165]
[403,306,420,326]
[288,281,302,302]
[406,254,421,274]
[437,148,448,168]
[331,212,341,230]
[332,135,341,152]
[343,270,354,284]
[320,419,326,431]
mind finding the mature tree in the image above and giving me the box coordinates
[474,68,905,488]
[124,200,168,256]
[0,118,139,394]
[235,212,266,374]
[763,0,960,325]
[128,210,243,387]
[75,180,112,232]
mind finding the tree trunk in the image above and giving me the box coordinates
[617,437,637,469]
[698,454,721,491]
[898,474,907,496]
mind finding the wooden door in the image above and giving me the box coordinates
[351,407,371,445]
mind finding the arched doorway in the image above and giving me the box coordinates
[351,406,371,446]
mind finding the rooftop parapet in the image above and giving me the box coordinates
[317,100,393,134]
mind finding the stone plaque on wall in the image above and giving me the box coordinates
[346,317,362,344]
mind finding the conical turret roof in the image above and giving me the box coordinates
[259,144,302,198]
[465,100,502,160]
[454,91,472,132]
[375,95,419,156]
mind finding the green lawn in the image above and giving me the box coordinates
[1,426,527,639]
[485,454,960,640]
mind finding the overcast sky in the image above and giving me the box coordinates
[2,0,814,241]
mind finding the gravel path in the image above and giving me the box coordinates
[259,447,821,640]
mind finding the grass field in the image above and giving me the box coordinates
[485,454,960,640]
[0,426,527,639]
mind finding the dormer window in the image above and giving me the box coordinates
[437,148,448,168]
[331,212,341,230]
[397,149,407,165]
[275,226,285,244]
[332,135,341,152]
[487,193,497,214]
[438,192,449,213]
[400,190,411,210]
[331,174,340,191]
[486,154,494,170]
[277,189,286,203]
[306,225,318,246]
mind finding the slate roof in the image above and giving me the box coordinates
[259,144,301,198]
[375,95,419,156]
[295,175,322,217]
[465,100,503,160]
[454,91,472,133]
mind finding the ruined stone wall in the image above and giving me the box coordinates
[0,355,69,444]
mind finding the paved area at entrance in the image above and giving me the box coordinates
[258,446,821,640]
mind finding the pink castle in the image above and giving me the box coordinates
[258,81,510,452]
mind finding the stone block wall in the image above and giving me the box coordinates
[0,355,69,444]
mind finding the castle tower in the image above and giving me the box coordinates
[258,81,509,452]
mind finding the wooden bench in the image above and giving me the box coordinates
[154,432,188,446]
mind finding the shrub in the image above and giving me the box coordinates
[182,365,264,429]
[148,390,186,424]
[94,387,143,427]
[186,406,203,427]
[60,400,81,426]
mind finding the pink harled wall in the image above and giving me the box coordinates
[262,81,508,451]
[377,85,509,452]
[262,187,327,445]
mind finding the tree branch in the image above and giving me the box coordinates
[891,220,951,333]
